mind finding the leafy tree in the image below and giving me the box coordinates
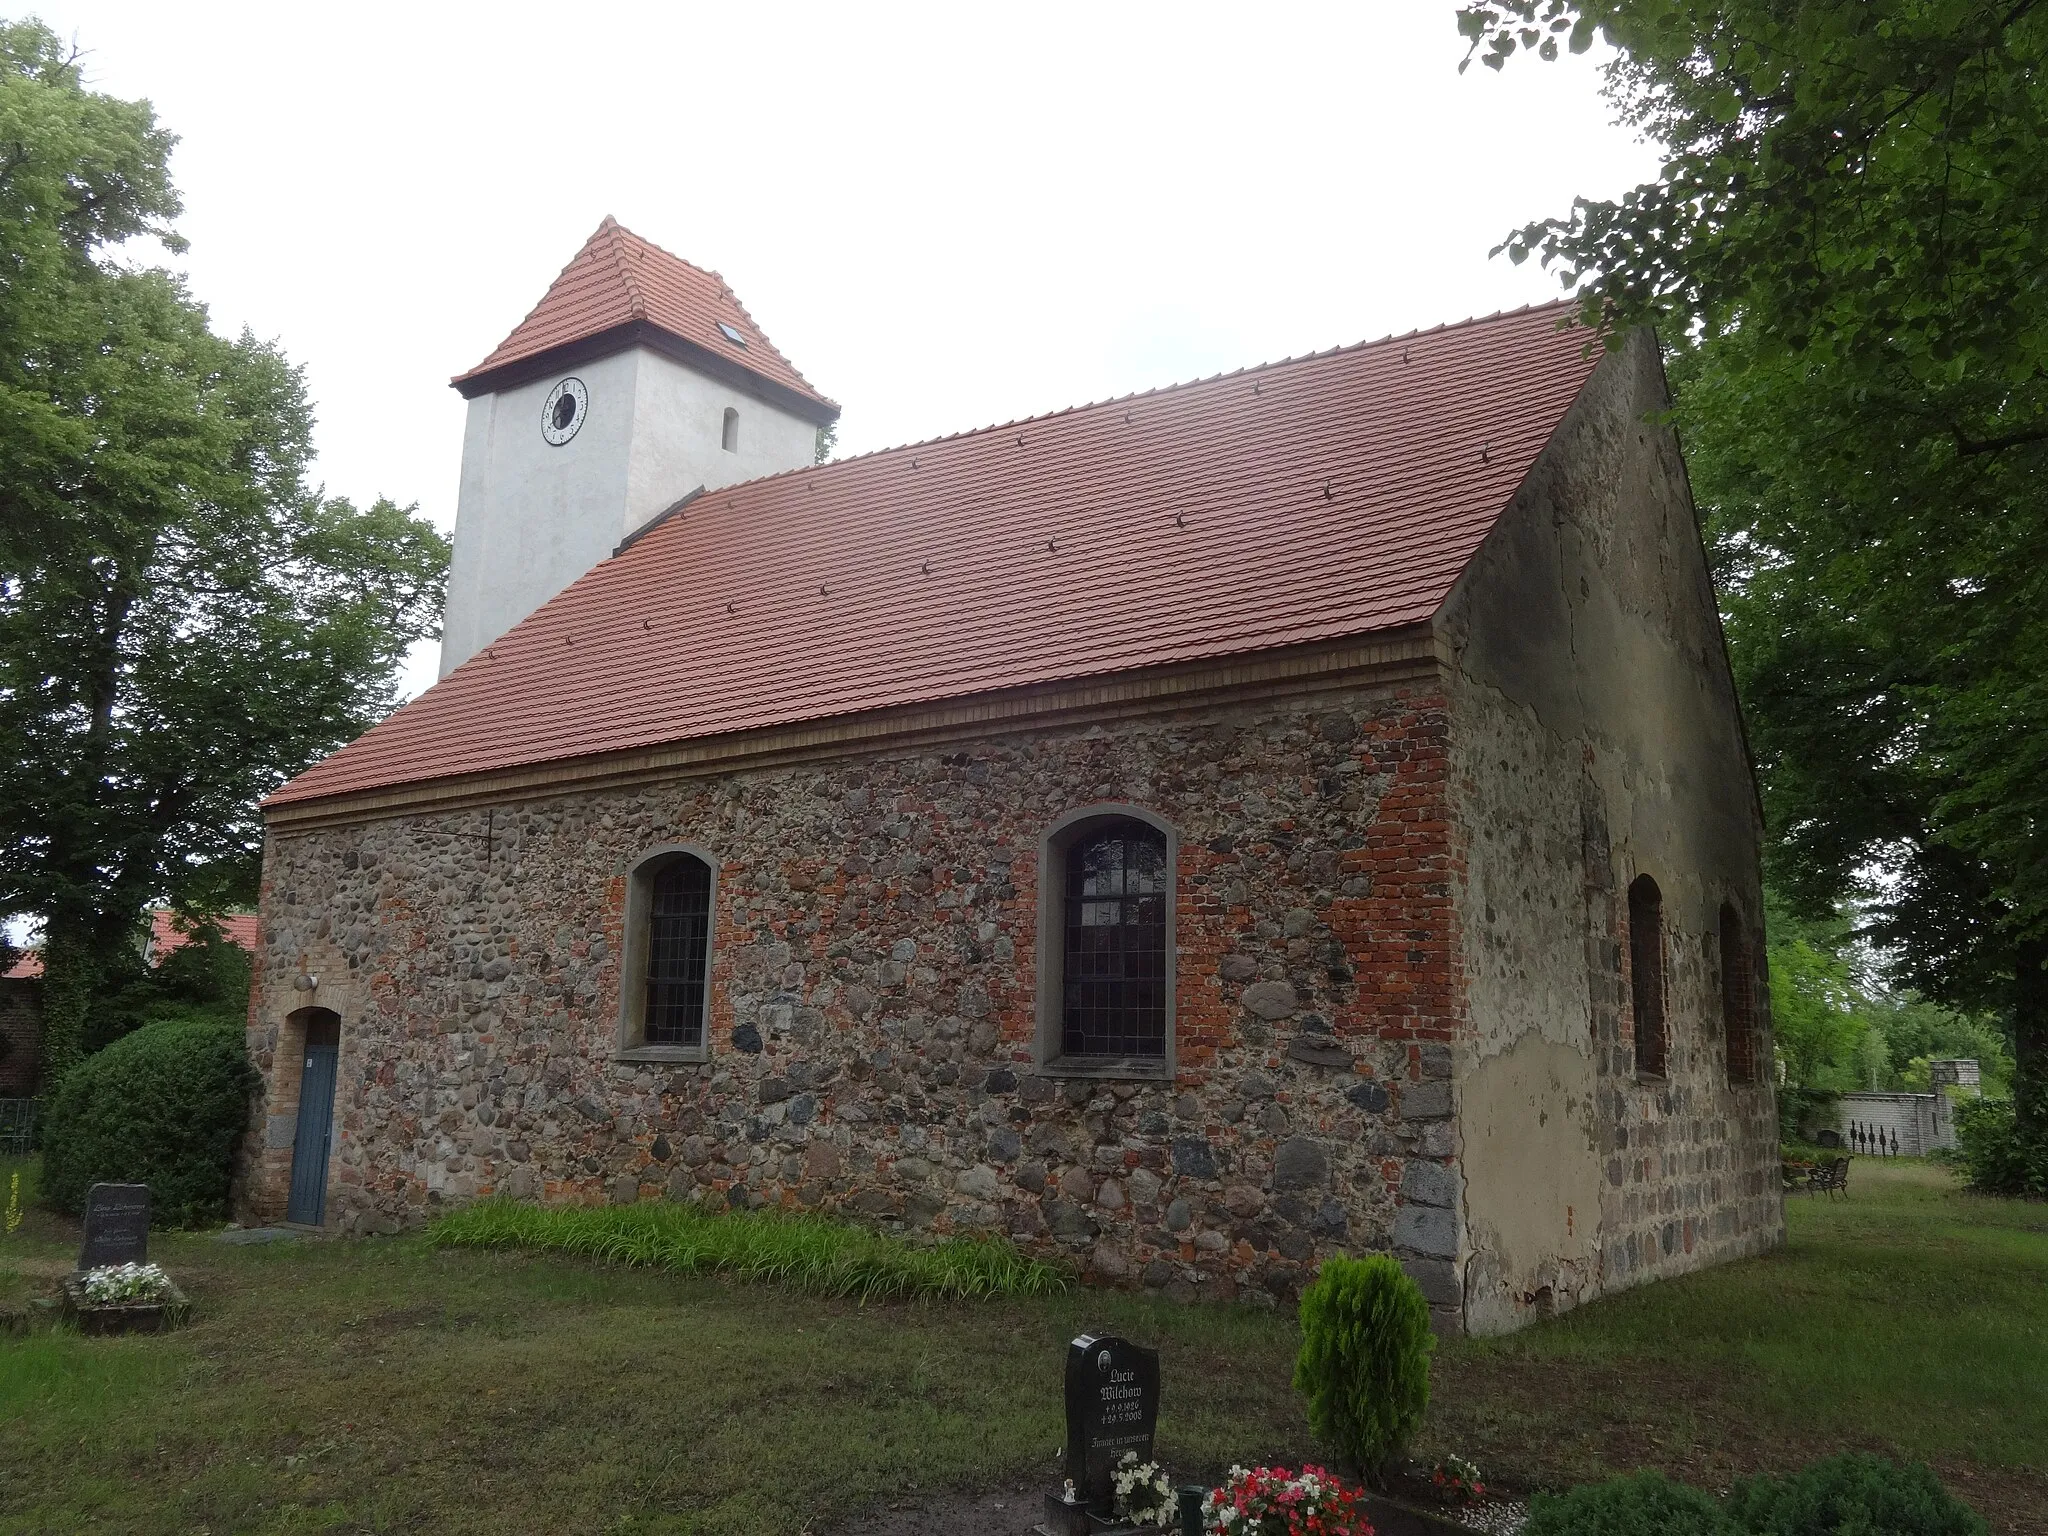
[1764,901,1868,1090]
[0,22,448,1083]
[1455,0,2048,1138]
[1874,998,2012,1098]
[0,20,180,355]
[1761,890,2012,1094]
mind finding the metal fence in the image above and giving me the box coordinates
[0,1098,35,1156]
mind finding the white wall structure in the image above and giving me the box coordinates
[440,346,822,676]
[1928,1058,1982,1096]
[1836,1092,1955,1155]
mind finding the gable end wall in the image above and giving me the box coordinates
[1437,329,1784,1336]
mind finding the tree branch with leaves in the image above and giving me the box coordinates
[1457,0,2048,1148]
[0,22,448,1082]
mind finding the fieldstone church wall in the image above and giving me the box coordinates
[244,676,1467,1308]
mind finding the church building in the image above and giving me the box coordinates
[237,218,1783,1335]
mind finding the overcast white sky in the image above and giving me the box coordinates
[29,2,1656,695]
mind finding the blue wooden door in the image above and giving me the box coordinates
[286,1018,339,1225]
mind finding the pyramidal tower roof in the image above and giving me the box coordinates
[451,217,838,423]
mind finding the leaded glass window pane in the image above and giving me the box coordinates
[645,856,711,1047]
[1061,820,1167,1058]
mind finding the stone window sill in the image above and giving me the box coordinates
[615,1044,709,1065]
[1636,1069,1668,1087]
[1039,1055,1173,1082]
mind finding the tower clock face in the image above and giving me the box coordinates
[541,377,588,446]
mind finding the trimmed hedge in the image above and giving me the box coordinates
[1526,1458,1986,1536]
[40,1016,257,1227]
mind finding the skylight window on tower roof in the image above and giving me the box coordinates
[716,321,747,347]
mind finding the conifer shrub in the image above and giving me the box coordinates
[1522,1471,1738,1536]
[1291,1254,1434,1481]
[40,1017,256,1226]
[1726,1454,1989,1536]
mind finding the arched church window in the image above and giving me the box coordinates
[1721,901,1757,1084]
[645,855,713,1046]
[721,407,740,453]
[1629,873,1667,1077]
[617,847,717,1060]
[1058,817,1169,1059]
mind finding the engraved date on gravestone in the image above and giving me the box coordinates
[1062,1332,1161,1511]
[78,1183,151,1271]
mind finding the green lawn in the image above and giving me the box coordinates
[1,1157,2041,1534]
[1429,1161,2047,1530]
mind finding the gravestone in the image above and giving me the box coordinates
[78,1183,150,1271]
[1040,1332,1161,1534]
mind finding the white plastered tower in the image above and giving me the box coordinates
[439,218,839,677]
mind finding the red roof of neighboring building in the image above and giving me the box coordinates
[1,911,257,978]
[272,303,1601,808]
[147,909,259,962]
[452,217,836,416]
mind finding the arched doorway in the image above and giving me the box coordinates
[285,1008,341,1225]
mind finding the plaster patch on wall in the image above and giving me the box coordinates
[1459,1031,1602,1336]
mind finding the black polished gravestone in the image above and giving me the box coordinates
[77,1183,150,1271]
[1039,1333,1162,1535]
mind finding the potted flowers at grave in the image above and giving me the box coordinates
[62,1261,188,1335]
[1113,1451,1176,1528]
[1430,1454,1487,1505]
[1203,1464,1375,1536]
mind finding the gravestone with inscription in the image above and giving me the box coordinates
[77,1183,151,1271]
[1039,1332,1162,1535]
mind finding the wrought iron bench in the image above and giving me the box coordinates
[1806,1155,1851,1199]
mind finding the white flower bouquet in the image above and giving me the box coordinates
[80,1261,177,1306]
[1113,1451,1176,1528]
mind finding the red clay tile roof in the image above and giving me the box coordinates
[273,303,1599,808]
[0,913,257,978]
[452,217,836,416]
[147,909,259,962]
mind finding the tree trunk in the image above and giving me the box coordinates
[29,569,139,1088]
[33,921,99,1090]
[2013,937,2048,1137]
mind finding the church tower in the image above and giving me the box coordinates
[439,218,838,676]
